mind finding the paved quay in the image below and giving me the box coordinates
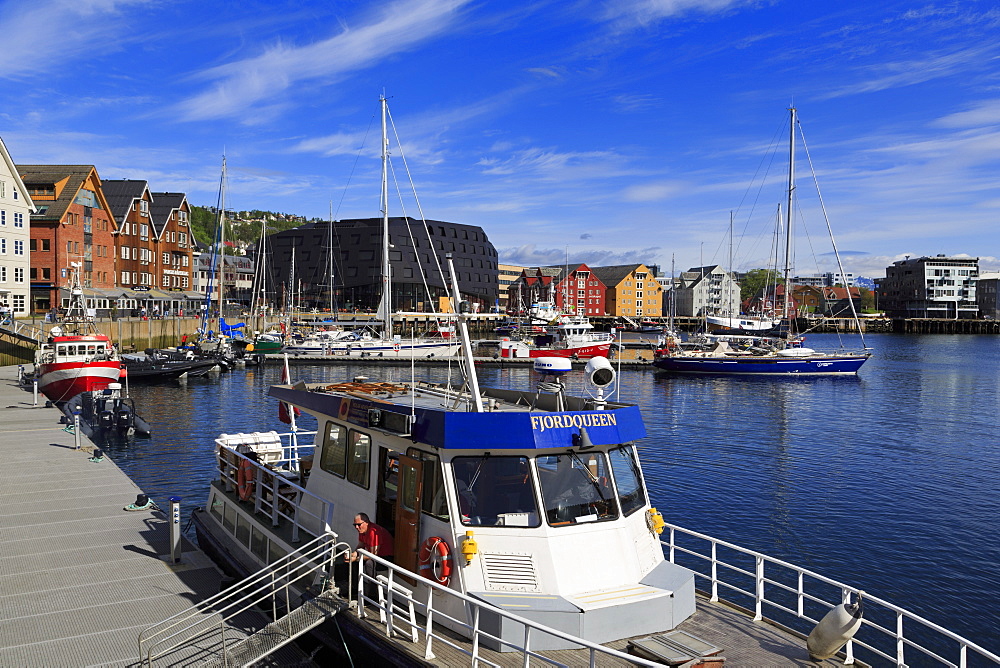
[0,365,224,667]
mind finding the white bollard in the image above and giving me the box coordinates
[169,496,182,563]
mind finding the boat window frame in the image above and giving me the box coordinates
[319,421,347,479]
[536,451,619,527]
[607,444,647,517]
[407,448,449,522]
[451,455,541,528]
[346,429,371,489]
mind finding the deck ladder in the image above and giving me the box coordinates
[138,532,351,667]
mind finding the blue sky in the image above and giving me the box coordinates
[2,0,999,278]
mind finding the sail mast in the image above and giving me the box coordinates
[783,107,796,320]
[379,95,392,335]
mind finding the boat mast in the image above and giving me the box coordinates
[783,107,796,321]
[217,156,227,329]
[379,95,393,335]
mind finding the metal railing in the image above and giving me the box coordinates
[0,318,45,345]
[354,550,664,668]
[216,434,331,542]
[138,533,351,666]
[660,522,1000,667]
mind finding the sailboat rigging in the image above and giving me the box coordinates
[654,107,872,375]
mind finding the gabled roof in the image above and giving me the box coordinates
[0,137,35,212]
[150,192,188,237]
[102,179,150,223]
[16,165,105,223]
[591,264,650,288]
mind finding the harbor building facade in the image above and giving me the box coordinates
[673,265,740,317]
[507,264,607,316]
[19,165,118,314]
[591,264,663,318]
[0,138,35,316]
[258,216,499,313]
[876,255,979,319]
[975,272,1000,319]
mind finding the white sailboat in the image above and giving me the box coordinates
[307,96,460,359]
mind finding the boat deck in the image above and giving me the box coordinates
[0,365,233,667]
[342,590,845,666]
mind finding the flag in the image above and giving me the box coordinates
[278,355,301,425]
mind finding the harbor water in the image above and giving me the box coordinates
[102,333,1000,657]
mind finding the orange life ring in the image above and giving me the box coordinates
[237,459,255,501]
[417,536,453,586]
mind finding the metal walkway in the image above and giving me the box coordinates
[0,365,234,667]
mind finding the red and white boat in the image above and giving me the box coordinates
[34,271,122,403]
[500,313,614,359]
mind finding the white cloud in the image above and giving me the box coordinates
[174,0,472,122]
[601,0,756,30]
[0,0,155,76]
[933,99,1000,129]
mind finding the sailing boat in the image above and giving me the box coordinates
[302,96,460,359]
[654,107,872,375]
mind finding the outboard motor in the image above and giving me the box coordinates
[116,407,133,431]
[98,410,115,430]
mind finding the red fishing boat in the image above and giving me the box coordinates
[499,313,614,359]
[33,268,122,403]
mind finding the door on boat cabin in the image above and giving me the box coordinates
[394,454,423,572]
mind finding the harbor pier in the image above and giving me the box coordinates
[0,365,225,666]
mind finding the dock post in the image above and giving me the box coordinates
[32,378,38,406]
[73,409,81,449]
[169,496,182,563]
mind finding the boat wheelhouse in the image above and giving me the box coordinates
[34,331,122,402]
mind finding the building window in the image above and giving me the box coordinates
[0,239,5,253]
[13,212,23,227]
[163,252,170,264]
[13,294,23,310]
[14,267,23,282]
[122,271,130,283]
[14,240,23,255]
[0,211,4,225]
[122,247,130,260]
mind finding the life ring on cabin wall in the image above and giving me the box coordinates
[237,459,255,501]
[418,536,453,586]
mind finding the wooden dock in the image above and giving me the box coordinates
[0,365,227,667]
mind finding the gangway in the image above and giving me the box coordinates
[138,533,351,667]
[0,317,45,346]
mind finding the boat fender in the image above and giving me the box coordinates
[418,536,453,585]
[807,591,865,660]
[237,459,255,501]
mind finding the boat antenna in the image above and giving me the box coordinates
[446,253,483,412]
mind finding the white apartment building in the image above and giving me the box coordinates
[674,265,740,317]
[0,137,35,316]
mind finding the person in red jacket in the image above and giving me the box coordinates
[348,513,395,564]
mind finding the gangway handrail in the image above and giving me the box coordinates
[0,318,45,346]
[355,549,665,667]
[659,522,1000,667]
[137,532,351,666]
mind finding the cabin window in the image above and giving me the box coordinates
[608,445,646,517]
[250,527,267,559]
[407,448,449,521]
[320,422,347,478]
[235,514,251,546]
[452,456,540,528]
[223,503,237,533]
[346,430,371,488]
[537,452,618,526]
[209,493,224,520]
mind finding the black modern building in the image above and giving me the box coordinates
[258,217,499,312]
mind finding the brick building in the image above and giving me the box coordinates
[19,165,117,313]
